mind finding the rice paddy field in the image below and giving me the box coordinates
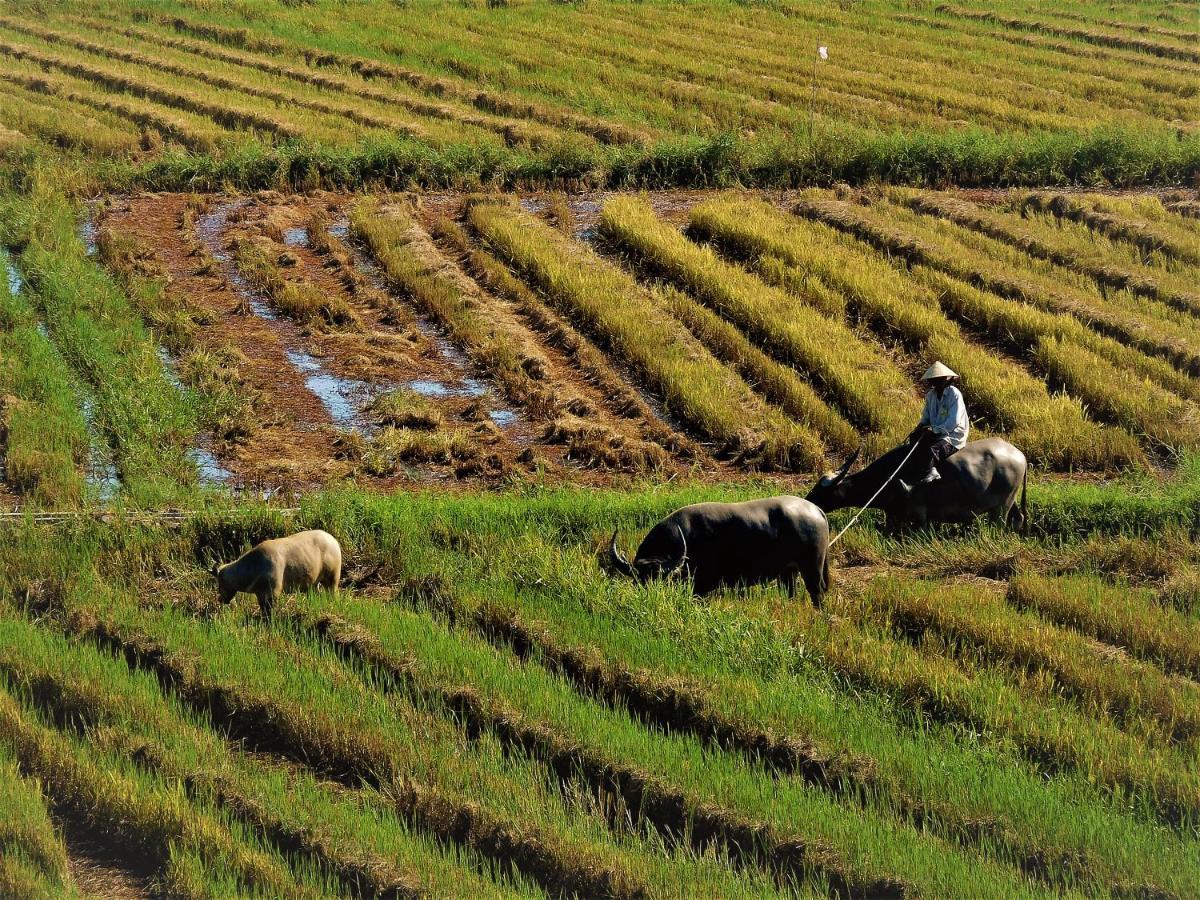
[2,0,1200,896]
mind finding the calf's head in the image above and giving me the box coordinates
[211,562,235,605]
[609,524,688,583]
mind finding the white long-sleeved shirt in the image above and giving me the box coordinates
[918,385,969,449]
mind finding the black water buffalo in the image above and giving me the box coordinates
[807,437,1027,531]
[608,496,831,607]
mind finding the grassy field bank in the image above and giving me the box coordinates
[0,0,1197,892]
[0,0,1196,191]
[1,471,1200,894]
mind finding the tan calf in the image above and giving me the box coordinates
[212,529,341,617]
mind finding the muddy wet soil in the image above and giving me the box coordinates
[88,188,977,497]
[323,212,527,440]
[96,192,580,493]
[105,194,348,492]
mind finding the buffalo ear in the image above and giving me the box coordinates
[210,562,220,578]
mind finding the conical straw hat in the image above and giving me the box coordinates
[921,361,958,381]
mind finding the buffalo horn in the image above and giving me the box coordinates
[609,530,636,578]
[832,447,861,485]
[665,525,689,576]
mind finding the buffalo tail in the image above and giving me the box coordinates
[1020,464,1029,535]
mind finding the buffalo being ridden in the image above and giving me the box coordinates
[609,496,831,607]
[806,439,1028,532]
[808,361,1027,532]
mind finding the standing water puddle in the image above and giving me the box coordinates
[189,447,234,486]
[156,349,235,486]
[1,257,21,490]
[330,219,523,431]
[157,347,185,393]
[80,397,120,502]
[282,227,309,247]
[196,202,381,434]
[5,256,22,295]
[284,349,373,428]
[78,201,100,256]
[197,201,279,322]
[407,377,487,399]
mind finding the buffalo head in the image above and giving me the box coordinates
[609,525,688,583]
[805,447,860,512]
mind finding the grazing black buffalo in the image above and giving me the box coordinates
[608,496,831,607]
[807,438,1028,531]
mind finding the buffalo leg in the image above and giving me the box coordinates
[801,566,824,610]
[1006,502,1025,532]
[782,569,799,600]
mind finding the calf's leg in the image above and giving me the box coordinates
[320,562,340,594]
[256,574,281,619]
[255,588,274,619]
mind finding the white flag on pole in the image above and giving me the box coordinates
[818,45,828,60]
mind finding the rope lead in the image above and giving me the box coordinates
[827,440,921,547]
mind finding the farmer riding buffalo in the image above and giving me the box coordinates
[608,362,1026,600]
[808,362,1028,531]
[901,361,969,490]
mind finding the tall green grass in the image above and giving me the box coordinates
[0,741,72,898]
[4,473,1200,893]
[0,185,197,505]
[43,577,790,898]
[293,484,1200,890]
[1,0,1199,192]
[284,591,1051,898]
[1031,453,1200,537]
[0,604,533,898]
[858,574,1200,746]
[0,679,320,898]
[0,247,88,505]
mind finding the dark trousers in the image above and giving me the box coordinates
[903,431,956,481]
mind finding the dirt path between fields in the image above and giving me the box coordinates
[57,807,156,899]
